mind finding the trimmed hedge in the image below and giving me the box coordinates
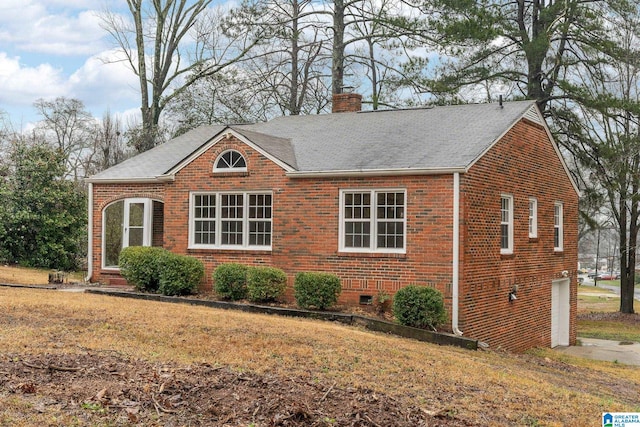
[213,263,248,300]
[118,246,164,292]
[158,251,205,296]
[118,247,203,296]
[246,266,287,302]
[392,285,447,330]
[294,272,342,310]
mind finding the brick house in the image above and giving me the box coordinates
[86,95,578,352]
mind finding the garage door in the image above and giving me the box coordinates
[551,278,570,347]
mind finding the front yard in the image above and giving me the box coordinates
[0,268,639,425]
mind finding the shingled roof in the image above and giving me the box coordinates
[88,100,542,182]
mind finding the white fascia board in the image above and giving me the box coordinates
[85,175,175,184]
[286,167,466,179]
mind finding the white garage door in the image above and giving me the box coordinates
[551,278,570,347]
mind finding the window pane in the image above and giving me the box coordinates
[194,195,215,219]
[500,196,512,251]
[554,203,563,249]
[128,227,144,247]
[377,221,404,249]
[377,191,404,219]
[222,221,243,245]
[195,220,215,244]
[222,194,243,219]
[128,203,145,227]
[104,201,124,267]
[501,224,509,249]
[248,193,272,247]
[345,221,370,248]
[344,192,370,220]
[249,221,272,246]
[216,150,247,169]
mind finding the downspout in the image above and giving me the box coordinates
[452,173,463,336]
[85,182,93,283]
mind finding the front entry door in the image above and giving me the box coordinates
[124,199,150,247]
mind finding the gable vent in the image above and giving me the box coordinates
[524,105,543,125]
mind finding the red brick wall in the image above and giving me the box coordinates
[89,119,578,352]
[163,139,455,307]
[91,183,165,283]
[459,119,578,351]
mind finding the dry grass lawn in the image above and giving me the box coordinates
[0,265,53,285]
[0,285,639,426]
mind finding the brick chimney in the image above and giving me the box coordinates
[332,93,362,113]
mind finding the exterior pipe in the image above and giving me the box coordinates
[85,182,93,283]
[452,173,463,336]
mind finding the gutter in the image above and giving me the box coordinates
[84,175,175,184]
[286,167,466,179]
[452,173,463,336]
[85,182,93,283]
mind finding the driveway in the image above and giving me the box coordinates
[580,276,640,301]
[556,337,640,366]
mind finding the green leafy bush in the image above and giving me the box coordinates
[118,246,164,292]
[246,266,287,302]
[0,141,86,270]
[119,247,203,296]
[294,272,342,310]
[213,263,248,300]
[393,285,447,330]
[158,251,204,296]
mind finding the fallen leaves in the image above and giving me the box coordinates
[0,352,461,426]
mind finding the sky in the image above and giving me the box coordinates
[0,0,142,129]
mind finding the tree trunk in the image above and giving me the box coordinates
[332,0,345,94]
[289,0,300,115]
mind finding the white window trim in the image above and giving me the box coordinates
[529,197,538,238]
[189,191,272,250]
[338,188,406,254]
[101,198,153,270]
[213,149,247,173]
[554,202,564,252]
[500,194,514,255]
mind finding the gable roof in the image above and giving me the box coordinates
[87,100,546,182]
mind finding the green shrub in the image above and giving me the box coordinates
[119,247,203,296]
[246,266,287,302]
[294,272,342,310]
[213,263,248,300]
[157,251,204,296]
[118,246,164,292]
[393,285,447,330]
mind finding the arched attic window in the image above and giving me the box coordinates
[214,150,247,172]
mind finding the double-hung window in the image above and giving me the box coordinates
[190,192,272,249]
[554,202,563,251]
[500,194,514,254]
[528,197,538,238]
[340,189,406,253]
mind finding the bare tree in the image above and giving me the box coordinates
[100,0,264,153]
[348,0,430,109]
[553,0,640,313]
[85,111,131,175]
[33,97,98,182]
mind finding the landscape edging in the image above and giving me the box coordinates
[86,289,478,351]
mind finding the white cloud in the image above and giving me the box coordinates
[0,1,107,56]
[0,50,140,122]
[68,49,140,114]
[0,1,140,125]
[0,53,68,106]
